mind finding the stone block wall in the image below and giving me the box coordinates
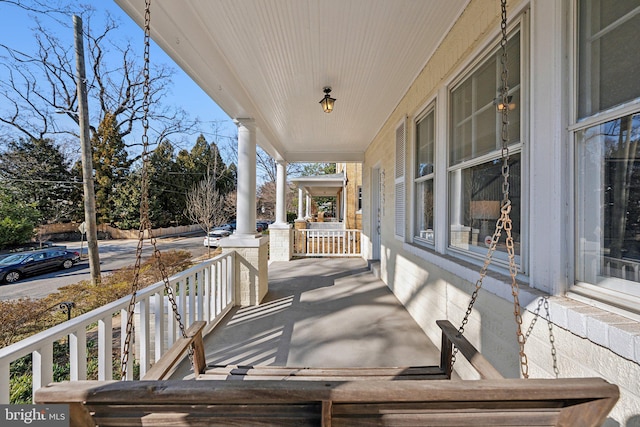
[269,226,293,261]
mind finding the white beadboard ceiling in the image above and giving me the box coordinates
[114,0,469,163]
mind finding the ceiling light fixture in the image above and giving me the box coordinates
[319,87,336,113]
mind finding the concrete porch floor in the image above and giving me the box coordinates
[173,257,440,379]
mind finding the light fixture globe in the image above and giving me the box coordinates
[319,87,336,113]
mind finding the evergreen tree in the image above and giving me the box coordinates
[110,168,142,230]
[148,140,183,227]
[91,113,131,223]
[0,137,80,223]
[0,189,40,249]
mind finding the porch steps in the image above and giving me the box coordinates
[200,364,449,381]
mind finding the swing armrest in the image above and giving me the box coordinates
[143,320,207,380]
[437,320,504,380]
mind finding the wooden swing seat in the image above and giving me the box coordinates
[35,320,619,427]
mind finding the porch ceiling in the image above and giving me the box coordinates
[291,173,345,197]
[114,0,469,163]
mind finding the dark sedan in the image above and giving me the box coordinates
[0,248,81,284]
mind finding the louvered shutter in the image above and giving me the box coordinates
[395,121,406,238]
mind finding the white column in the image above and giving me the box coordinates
[275,161,287,224]
[297,188,304,220]
[305,194,311,218]
[235,119,257,236]
[340,181,347,224]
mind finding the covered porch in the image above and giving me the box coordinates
[171,257,439,379]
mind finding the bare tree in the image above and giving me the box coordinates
[0,5,197,152]
[184,166,229,257]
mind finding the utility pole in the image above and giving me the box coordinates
[74,15,101,284]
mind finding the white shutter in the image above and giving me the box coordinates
[395,121,406,238]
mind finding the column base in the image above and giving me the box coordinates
[268,223,292,261]
[221,235,269,306]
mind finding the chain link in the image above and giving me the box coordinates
[451,0,530,379]
[121,0,191,380]
[523,297,560,378]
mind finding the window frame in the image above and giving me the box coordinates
[569,0,640,317]
[445,25,525,268]
[413,103,436,247]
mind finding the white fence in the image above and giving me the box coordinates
[294,229,361,257]
[0,251,236,403]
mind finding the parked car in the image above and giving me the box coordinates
[257,221,270,232]
[203,230,229,247]
[0,248,81,284]
[212,226,232,235]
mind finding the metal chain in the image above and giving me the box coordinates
[544,298,560,378]
[524,297,560,378]
[451,0,529,379]
[121,0,191,380]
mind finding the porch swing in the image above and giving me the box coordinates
[35,1,619,425]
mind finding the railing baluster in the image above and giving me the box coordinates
[212,263,223,317]
[32,344,53,402]
[98,315,112,381]
[196,271,204,322]
[0,360,9,403]
[188,275,196,325]
[121,309,133,380]
[154,292,165,362]
[167,283,177,349]
[69,327,87,381]
[204,266,211,322]
[139,298,150,377]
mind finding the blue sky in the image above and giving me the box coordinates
[0,0,236,156]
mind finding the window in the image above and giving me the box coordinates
[575,0,640,301]
[357,186,362,212]
[578,0,640,119]
[448,31,522,261]
[576,114,640,297]
[414,107,435,244]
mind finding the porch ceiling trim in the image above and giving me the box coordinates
[291,173,345,197]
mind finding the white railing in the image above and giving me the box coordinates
[0,251,236,404]
[294,229,361,257]
[603,256,640,282]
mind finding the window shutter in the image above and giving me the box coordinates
[395,121,406,237]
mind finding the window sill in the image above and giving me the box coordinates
[568,283,640,323]
[403,241,536,304]
[551,293,640,364]
[403,242,640,364]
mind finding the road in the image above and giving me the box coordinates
[0,234,209,301]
